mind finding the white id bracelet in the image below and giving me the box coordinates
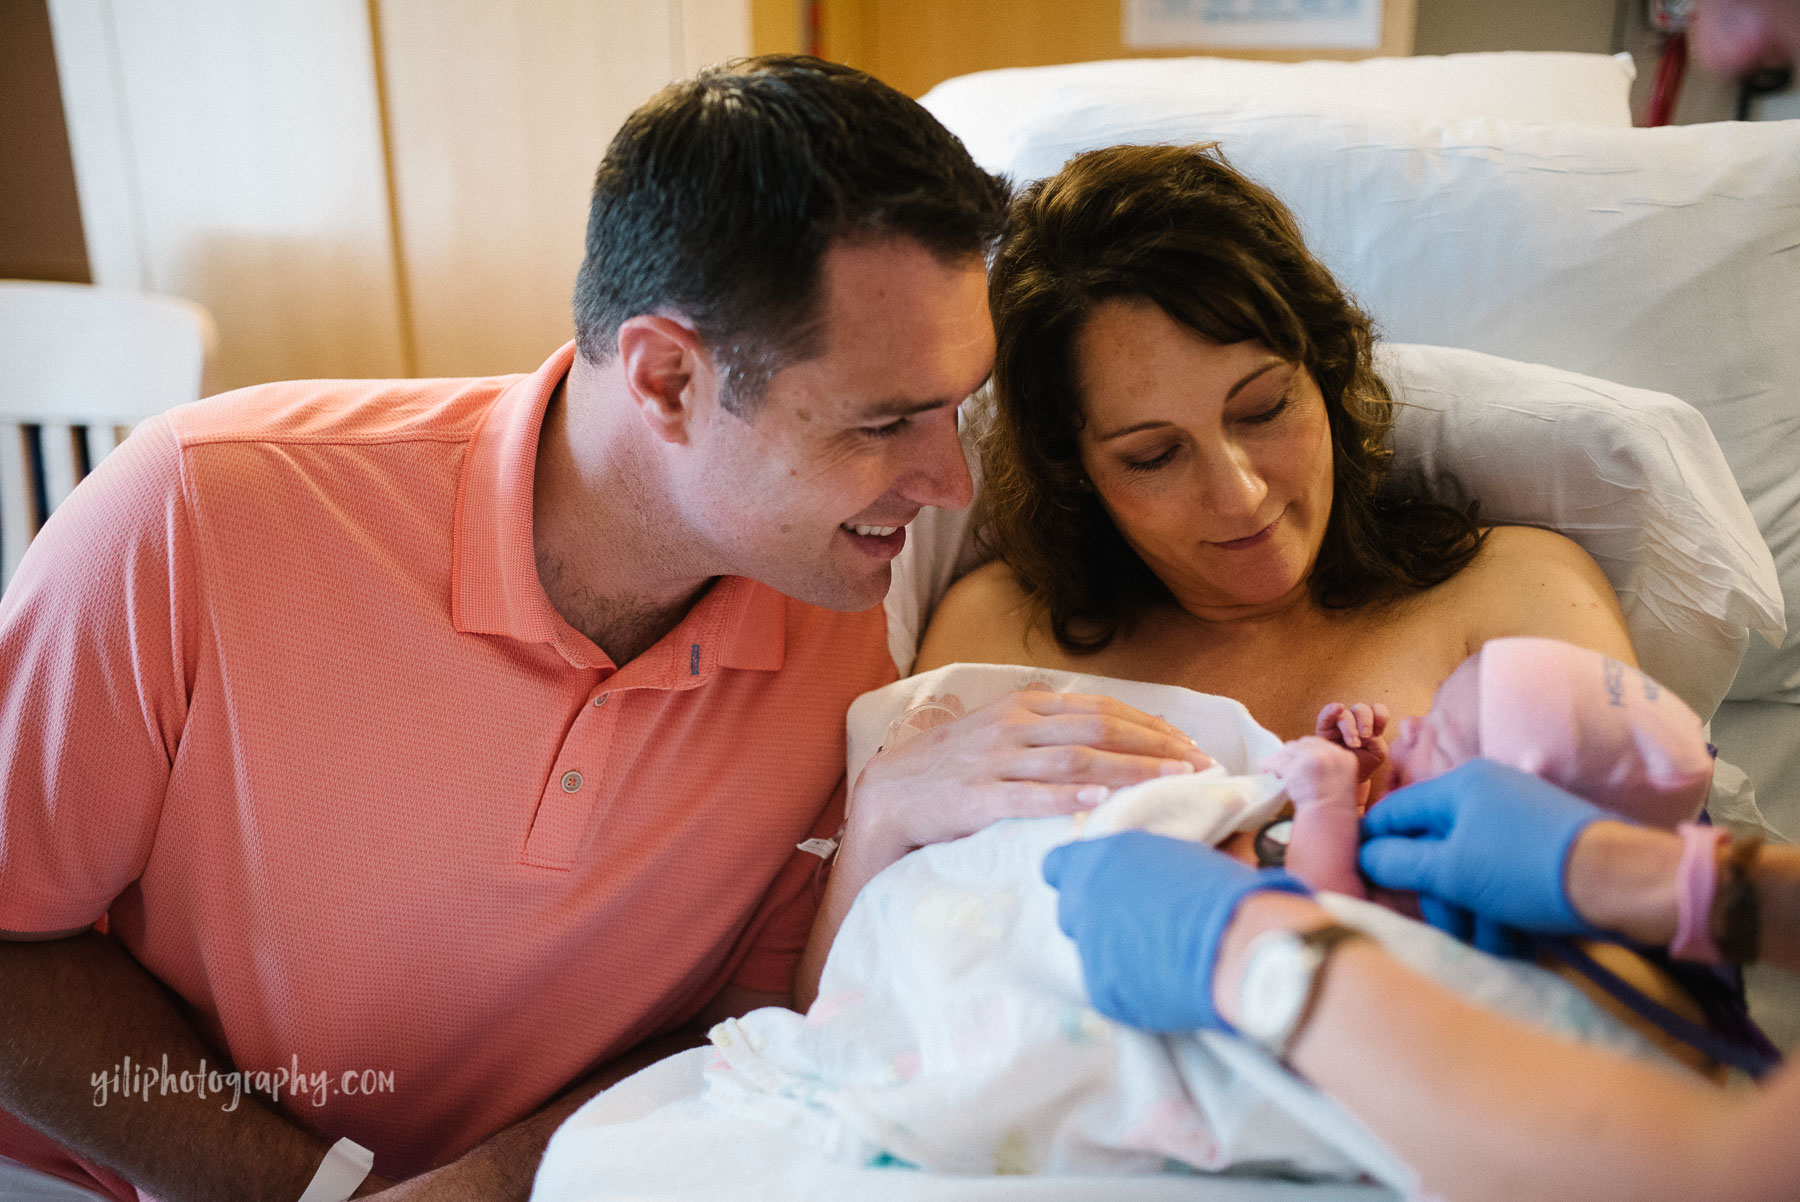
[297,1136,374,1202]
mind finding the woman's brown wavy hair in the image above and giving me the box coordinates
[982,142,1483,652]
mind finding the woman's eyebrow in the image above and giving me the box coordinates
[1225,360,1290,400]
[1095,419,1174,443]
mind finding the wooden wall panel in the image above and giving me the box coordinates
[750,0,1416,97]
[0,0,91,284]
[376,0,750,380]
[48,0,408,390]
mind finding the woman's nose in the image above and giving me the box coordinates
[1197,441,1267,518]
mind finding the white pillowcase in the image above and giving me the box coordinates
[1002,96,1800,702]
[1377,344,1780,722]
[920,52,1637,173]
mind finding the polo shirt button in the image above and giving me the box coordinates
[593,693,608,707]
[561,770,584,793]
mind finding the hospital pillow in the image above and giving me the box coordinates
[920,51,1636,174]
[1001,97,1800,703]
[1376,343,1779,723]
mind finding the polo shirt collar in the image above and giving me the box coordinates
[451,341,787,679]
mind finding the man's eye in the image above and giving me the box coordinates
[1123,446,1177,473]
[862,417,911,439]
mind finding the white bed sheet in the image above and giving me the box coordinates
[532,1049,1392,1202]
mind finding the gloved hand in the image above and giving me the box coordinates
[1042,831,1310,1032]
[1414,895,1532,959]
[1358,759,1608,940]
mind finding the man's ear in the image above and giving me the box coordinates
[615,314,719,444]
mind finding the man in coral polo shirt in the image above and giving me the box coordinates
[0,58,1207,1201]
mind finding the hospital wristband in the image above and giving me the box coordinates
[296,1136,374,1202]
[1670,822,1729,964]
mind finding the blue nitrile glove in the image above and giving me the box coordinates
[1415,894,1531,959]
[1042,831,1311,1033]
[1359,759,1608,939]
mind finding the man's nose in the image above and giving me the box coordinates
[906,420,975,512]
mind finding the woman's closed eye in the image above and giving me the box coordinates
[1122,444,1179,473]
[1239,395,1292,426]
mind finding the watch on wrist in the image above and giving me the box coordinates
[1236,922,1368,1062]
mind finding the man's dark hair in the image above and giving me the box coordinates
[573,55,1009,414]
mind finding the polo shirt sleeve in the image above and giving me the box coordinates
[0,416,197,933]
[727,778,847,995]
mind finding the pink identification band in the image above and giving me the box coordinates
[1671,822,1730,964]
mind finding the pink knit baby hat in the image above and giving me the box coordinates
[1476,637,1712,828]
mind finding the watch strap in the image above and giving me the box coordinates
[1277,923,1369,1063]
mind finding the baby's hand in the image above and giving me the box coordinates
[1259,736,1361,813]
[1315,702,1390,783]
[1260,737,1367,899]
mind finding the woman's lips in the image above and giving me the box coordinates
[1209,514,1280,550]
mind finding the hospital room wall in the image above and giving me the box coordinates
[748,0,1419,97]
[1414,0,1774,126]
[748,0,1789,122]
[0,0,89,287]
[28,0,752,391]
[11,0,1792,390]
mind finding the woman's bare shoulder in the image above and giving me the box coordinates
[914,559,1054,673]
[1450,525,1636,662]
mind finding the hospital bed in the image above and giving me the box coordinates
[532,50,1800,1200]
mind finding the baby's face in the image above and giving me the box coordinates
[1388,658,1482,789]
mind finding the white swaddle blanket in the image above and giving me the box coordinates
[691,665,1673,1193]
[691,665,1670,1194]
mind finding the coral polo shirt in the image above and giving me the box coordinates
[0,343,896,1194]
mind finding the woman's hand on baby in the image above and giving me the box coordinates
[1044,832,1309,1032]
[847,689,1213,865]
[1315,701,1389,782]
[1358,759,1607,938]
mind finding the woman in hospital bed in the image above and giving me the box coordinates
[808,142,1726,1048]
[685,139,1749,1174]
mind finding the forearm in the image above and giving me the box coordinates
[0,933,340,1202]
[1212,892,1747,1202]
[1285,803,1367,899]
[795,823,901,1011]
[1565,822,1800,974]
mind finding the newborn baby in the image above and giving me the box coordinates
[1265,636,1715,900]
[673,663,1686,1186]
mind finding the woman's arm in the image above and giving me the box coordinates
[793,684,1212,1009]
[1048,821,1800,1202]
[1567,820,1800,976]
[1457,525,1637,663]
[1212,889,1800,1202]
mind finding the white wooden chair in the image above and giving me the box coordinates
[0,280,216,591]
